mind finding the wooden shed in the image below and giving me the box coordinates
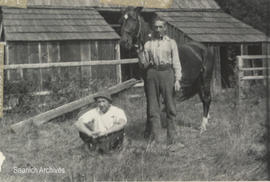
[3,0,269,94]
[156,8,268,92]
[2,6,120,95]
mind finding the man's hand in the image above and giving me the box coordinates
[91,131,101,138]
[174,80,181,91]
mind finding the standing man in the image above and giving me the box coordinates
[74,91,127,152]
[138,17,183,149]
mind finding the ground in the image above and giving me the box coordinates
[0,85,268,181]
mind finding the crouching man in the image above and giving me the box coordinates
[74,91,127,153]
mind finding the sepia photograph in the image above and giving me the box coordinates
[0,0,269,181]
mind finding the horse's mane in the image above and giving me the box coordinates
[137,15,152,46]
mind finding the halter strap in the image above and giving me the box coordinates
[134,15,142,49]
[136,15,142,39]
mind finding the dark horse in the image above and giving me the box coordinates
[119,7,215,133]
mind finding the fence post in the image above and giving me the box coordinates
[115,42,122,83]
[237,56,244,103]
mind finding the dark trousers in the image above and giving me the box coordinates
[146,66,177,143]
[79,130,124,152]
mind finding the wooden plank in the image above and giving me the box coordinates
[38,43,43,91]
[4,58,139,69]
[90,40,98,80]
[5,44,10,80]
[239,55,270,59]
[240,44,250,87]
[7,43,21,80]
[6,25,113,33]
[80,41,91,89]
[17,43,28,78]
[115,42,121,83]
[25,42,41,92]
[98,40,116,84]
[242,76,270,80]
[240,44,248,55]
[4,14,103,20]
[40,42,51,91]
[262,42,270,85]
[59,40,81,91]
[4,19,107,26]
[47,42,61,82]
[241,67,269,71]
[10,79,140,134]
[3,8,99,15]
[237,56,244,104]
[211,45,222,93]
[6,32,119,41]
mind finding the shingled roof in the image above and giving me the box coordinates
[169,0,219,9]
[2,7,120,41]
[27,0,220,9]
[157,10,267,43]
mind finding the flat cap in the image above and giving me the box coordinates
[94,91,112,102]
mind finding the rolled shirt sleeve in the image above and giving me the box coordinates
[171,39,182,81]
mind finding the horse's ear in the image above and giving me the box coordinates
[121,7,128,14]
[135,7,143,14]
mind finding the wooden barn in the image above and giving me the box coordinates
[2,0,269,95]
[1,6,121,96]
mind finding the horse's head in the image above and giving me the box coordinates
[119,7,143,50]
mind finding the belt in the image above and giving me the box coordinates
[149,64,172,71]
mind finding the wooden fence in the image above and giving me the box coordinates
[4,58,139,95]
[237,55,270,99]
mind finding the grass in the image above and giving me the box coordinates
[0,85,268,181]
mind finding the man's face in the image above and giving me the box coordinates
[153,20,166,38]
[96,98,111,113]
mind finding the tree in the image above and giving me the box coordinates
[215,0,270,35]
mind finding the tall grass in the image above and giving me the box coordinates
[0,84,268,181]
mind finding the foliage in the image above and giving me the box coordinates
[215,0,270,35]
[4,71,116,115]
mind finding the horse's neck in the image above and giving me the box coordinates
[138,17,152,45]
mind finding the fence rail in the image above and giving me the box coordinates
[4,58,138,70]
[237,55,269,100]
[4,58,140,101]
[237,55,269,81]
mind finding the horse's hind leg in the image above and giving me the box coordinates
[198,85,211,133]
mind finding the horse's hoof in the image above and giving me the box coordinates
[200,117,208,134]
[199,126,207,134]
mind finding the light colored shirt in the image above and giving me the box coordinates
[143,35,182,81]
[79,105,127,133]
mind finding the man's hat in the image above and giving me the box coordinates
[94,91,112,103]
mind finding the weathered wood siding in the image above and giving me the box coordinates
[166,24,191,46]
[6,40,118,93]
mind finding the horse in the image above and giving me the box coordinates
[119,7,215,134]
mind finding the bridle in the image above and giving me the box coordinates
[122,13,142,49]
[134,15,142,49]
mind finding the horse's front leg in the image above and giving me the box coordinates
[198,86,211,134]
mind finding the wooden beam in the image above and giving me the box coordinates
[241,76,270,80]
[238,55,269,59]
[4,58,138,70]
[115,42,122,83]
[5,44,10,80]
[10,79,141,134]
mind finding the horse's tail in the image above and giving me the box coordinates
[203,47,215,84]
